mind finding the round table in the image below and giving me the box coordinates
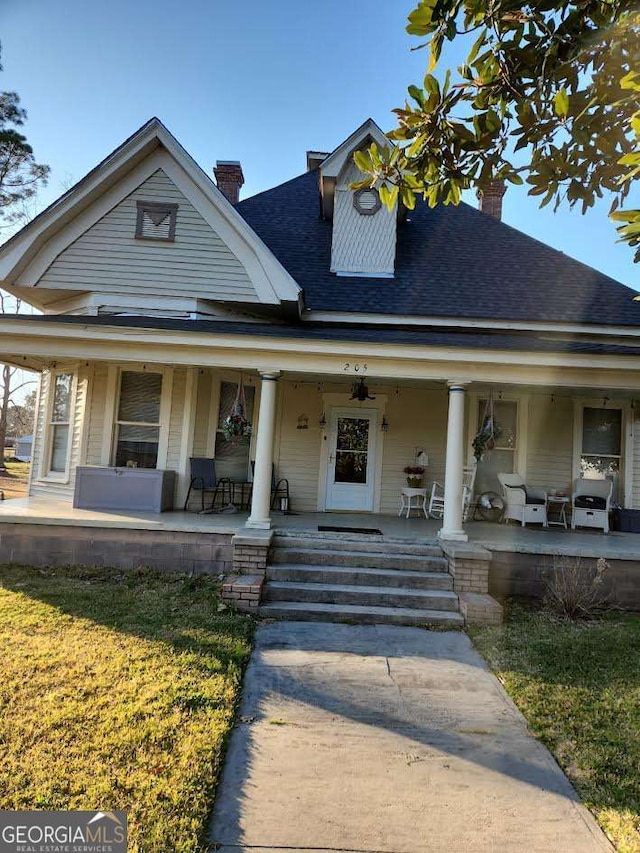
[399,487,428,519]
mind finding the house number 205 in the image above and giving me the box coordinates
[344,363,368,372]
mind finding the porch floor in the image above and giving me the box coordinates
[1,497,640,561]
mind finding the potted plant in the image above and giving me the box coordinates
[222,375,252,442]
[472,416,502,461]
[404,465,425,488]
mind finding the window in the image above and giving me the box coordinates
[135,201,178,241]
[475,399,518,494]
[46,372,73,475]
[581,407,622,479]
[114,370,163,468]
[214,380,255,481]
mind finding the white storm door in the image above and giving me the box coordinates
[325,408,377,511]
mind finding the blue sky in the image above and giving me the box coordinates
[1,0,638,290]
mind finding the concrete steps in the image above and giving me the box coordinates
[270,546,448,572]
[261,533,461,628]
[268,563,454,590]
[266,581,459,611]
[259,600,463,627]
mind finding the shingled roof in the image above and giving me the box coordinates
[237,169,640,327]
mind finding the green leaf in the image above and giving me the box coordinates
[353,150,372,173]
[379,183,399,210]
[554,88,570,119]
[401,186,417,210]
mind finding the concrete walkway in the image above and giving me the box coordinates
[209,622,613,853]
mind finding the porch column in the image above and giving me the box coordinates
[439,382,469,542]
[246,372,280,529]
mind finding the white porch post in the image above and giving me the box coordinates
[247,372,280,529]
[439,382,469,542]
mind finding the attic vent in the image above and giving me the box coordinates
[135,201,178,241]
[353,187,381,216]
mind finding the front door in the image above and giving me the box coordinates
[325,408,377,511]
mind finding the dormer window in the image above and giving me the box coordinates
[135,200,178,241]
[353,187,381,216]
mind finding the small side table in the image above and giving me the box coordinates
[547,495,569,529]
[399,487,428,519]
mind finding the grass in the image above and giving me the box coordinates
[470,606,640,853]
[0,458,30,498]
[0,564,254,853]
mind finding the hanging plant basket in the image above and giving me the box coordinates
[472,393,502,461]
[222,375,252,442]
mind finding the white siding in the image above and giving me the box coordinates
[330,159,397,276]
[526,397,574,495]
[37,169,258,303]
[379,389,448,514]
[193,370,213,458]
[166,368,186,504]
[275,383,323,511]
[85,364,109,465]
[631,414,640,509]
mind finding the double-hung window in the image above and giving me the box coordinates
[580,406,622,480]
[46,372,74,476]
[114,370,163,468]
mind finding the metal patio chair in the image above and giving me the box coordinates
[183,457,232,513]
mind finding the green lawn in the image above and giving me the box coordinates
[470,607,640,853]
[0,564,253,853]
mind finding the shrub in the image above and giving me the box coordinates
[544,555,612,619]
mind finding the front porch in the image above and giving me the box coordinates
[1,498,639,611]
[2,496,640,557]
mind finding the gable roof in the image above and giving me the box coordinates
[237,169,640,327]
[0,118,301,310]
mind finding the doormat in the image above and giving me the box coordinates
[318,525,383,535]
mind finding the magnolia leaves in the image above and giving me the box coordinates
[355,0,640,267]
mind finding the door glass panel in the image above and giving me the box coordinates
[334,417,369,484]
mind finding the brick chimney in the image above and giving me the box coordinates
[214,161,244,205]
[477,179,506,220]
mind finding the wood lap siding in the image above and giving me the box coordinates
[632,416,640,509]
[276,383,322,511]
[379,390,447,514]
[192,371,213,458]
[37,169,257,302]
[167,368,186,503]
[85,364,108,465]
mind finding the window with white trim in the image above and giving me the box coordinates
[580,406,622,480]
[46,372,74,475]
[113,370,163,468]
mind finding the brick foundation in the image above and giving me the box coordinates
[459,592,503,626]
[232,530,273,576]
[0,522,233,575]
[221,574,264,612]
[441,541,492,594]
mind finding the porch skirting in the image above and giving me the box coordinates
[0,521,234,576]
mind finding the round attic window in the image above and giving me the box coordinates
[353,187,381,216]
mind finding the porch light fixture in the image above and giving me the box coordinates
[381,416,389,432]
[297,414,309,430]
[350,378,375,401]
[319,412,327,430]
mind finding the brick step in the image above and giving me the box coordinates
[272,534,441,557]
[259,600,464,628]
[270,547,448,572]
[268,563,453,590]
[265,581,459,611]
